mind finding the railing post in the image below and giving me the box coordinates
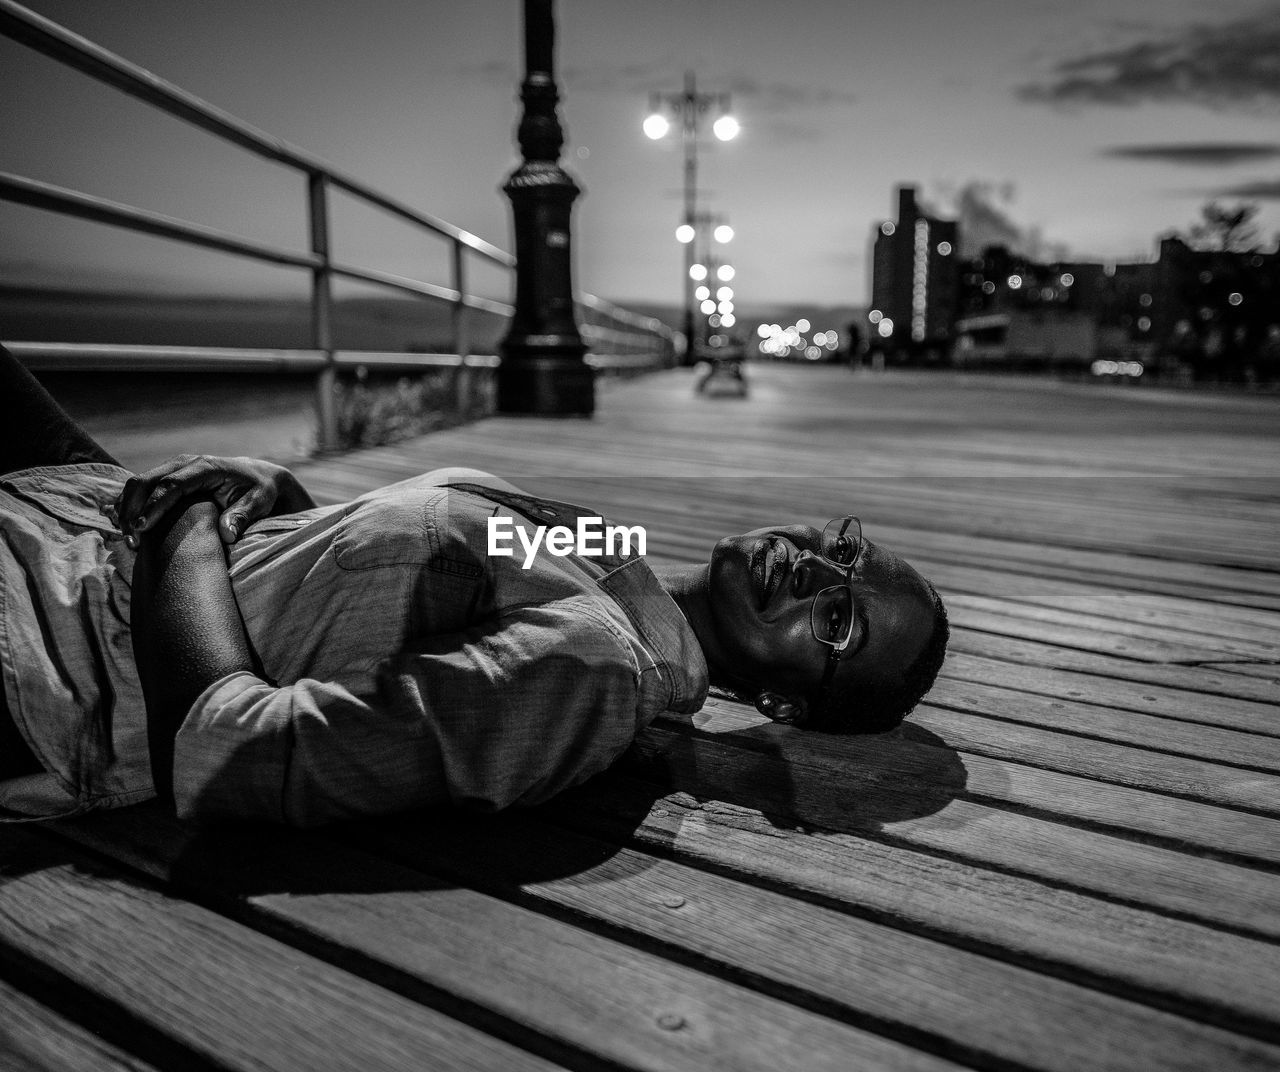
[308,171,338,451]
[496,0,593,415]
[451,237,472,414]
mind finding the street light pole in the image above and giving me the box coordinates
[497,0,593,415]
[680,71,699,362]
[645,70,737,366]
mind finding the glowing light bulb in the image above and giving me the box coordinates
[643,113,670,139]
[713,115,739,141]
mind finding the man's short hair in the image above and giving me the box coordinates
[809,580,949,734]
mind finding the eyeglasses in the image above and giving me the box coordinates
[809,516,864,721]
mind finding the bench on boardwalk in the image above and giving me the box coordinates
[3,365,1279,1071]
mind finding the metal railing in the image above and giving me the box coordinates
[0,0,675,447]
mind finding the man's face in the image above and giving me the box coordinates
[705,523,936,710]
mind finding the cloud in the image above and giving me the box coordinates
[1210,179,1280,200]
[1102,142,1280,166]
[931,180,1071,261]
[720,76,855,113]
[462,61,856,116]
[1016,7,1280,110]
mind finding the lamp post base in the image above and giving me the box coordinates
[496,351,595,415]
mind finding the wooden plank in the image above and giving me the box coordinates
[912,559,1280,645]
[352,811,1280,1072]
[925,677,1280,773]
[680,698,1280,867]
[940,650,1279,736]
[543,776,1280,1040]
[948,602,1248,664]
[947,630,1280,705]
[1210,662,1280,682]
[0,828,565,1072]
[946,594,1279,663]
[910,703,1280,814]
[0,976,159,1072]
[45,811,964,1072]
[631,718,1280,941]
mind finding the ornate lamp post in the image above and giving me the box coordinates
[644,71,738,364]
[497,0,593,414]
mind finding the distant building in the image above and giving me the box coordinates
[1153,236,1280,379]
[872,183,1280,380]
[868,186,957,363]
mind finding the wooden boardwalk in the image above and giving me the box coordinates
[3,365,1279,1071]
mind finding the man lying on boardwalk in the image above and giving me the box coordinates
[0,344,948,827]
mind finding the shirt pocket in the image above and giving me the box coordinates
[1,467,126,534]
[333,496,438,571]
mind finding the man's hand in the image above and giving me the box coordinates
[114,454,316,546]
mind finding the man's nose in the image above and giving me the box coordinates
[793,550,843,596]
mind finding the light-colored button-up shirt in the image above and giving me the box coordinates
[0,465,708,826]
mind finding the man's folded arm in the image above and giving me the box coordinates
[130,499,256,803]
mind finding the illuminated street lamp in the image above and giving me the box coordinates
[643,70,738,362]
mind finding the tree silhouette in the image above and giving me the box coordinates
[1185,201,1260,252]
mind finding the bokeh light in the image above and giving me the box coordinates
[643,113,669,139]
[713,115,740,141]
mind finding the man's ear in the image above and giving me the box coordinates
[753,690,807,724]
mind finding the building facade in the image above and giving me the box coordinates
[869,186,958,363]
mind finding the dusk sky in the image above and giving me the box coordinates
[3,0,1280,311]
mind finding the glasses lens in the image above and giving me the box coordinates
[810,584,854,647]
[821,517,862,567]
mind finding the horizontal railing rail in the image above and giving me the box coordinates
[0,0,675,448]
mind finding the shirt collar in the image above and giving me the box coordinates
[597,558,709,713]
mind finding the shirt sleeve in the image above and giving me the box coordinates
[171,598,642,827]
